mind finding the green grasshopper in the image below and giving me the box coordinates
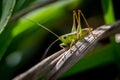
[27,10,94,59]
[59,10,94,48]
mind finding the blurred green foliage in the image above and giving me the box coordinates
[0,0,119,80]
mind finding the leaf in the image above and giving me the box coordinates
[0,0,16,61]
[101,0,115,24]
[0,0,16,33]
[0,0,80,61]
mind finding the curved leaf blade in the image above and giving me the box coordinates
[0,0,16,33]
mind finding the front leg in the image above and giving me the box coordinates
[60,43,69,49]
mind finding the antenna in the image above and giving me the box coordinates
[25,18,60,38]
[40,38,59,60]
[25,18,60,60]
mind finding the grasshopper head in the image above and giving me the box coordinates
[59,32,77,45]
[59,35,70,45]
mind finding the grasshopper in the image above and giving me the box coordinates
[59,10,94,48]
[27,10,94,59]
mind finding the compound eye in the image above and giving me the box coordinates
[63,36,66,39]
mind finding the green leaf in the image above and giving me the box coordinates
[0,0,16,33]
[0,0,16,61]
[0,0,82,79]
[0,0,80,61]
[101,0,115,24]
